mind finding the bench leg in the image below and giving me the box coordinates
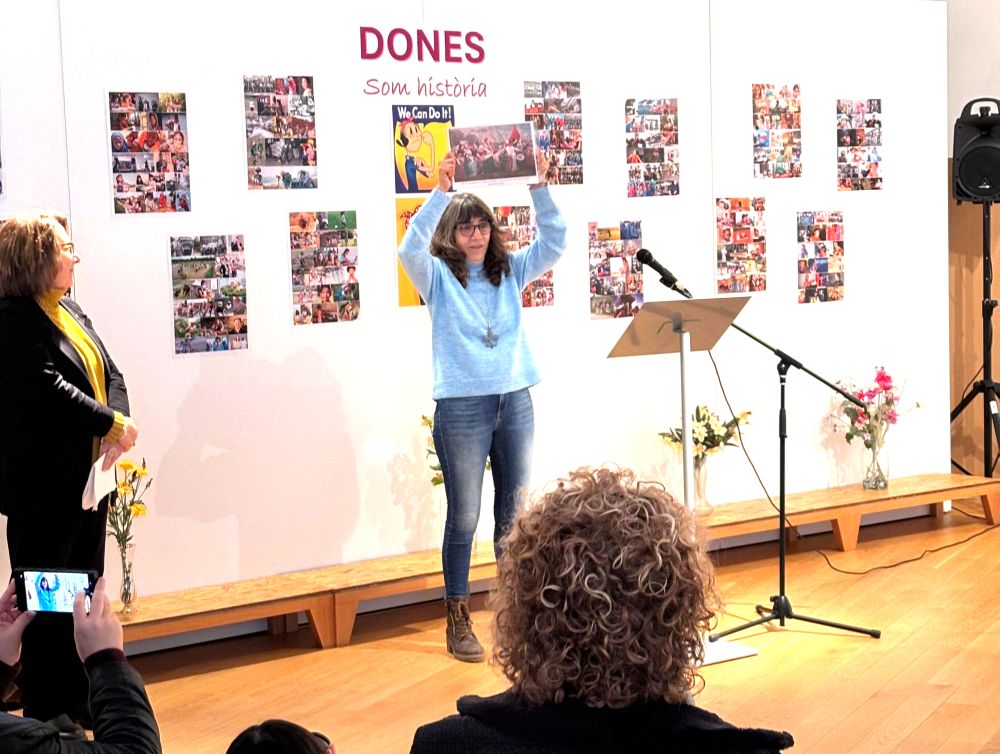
[982,491,1000,525]
[304,595,337,649]
[333,593,360,647]
[831,513,861,551]
[267,614,298,636]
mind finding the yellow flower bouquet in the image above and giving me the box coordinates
[106,458,152,614]
[659,405,751,465]
[421,415,445,486]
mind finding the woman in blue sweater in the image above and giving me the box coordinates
[398,150,566,662]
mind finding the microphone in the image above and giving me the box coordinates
[636,248,692,298]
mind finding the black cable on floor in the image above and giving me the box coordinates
[707,350,995,575]
[812,520,997,576]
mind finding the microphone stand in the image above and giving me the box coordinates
[655,276,881,641]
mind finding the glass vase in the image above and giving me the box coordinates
[119,542,138,615]
[862,441,888,490]
[693,458,714,516]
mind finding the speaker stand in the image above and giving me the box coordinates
[951,199,1000,476]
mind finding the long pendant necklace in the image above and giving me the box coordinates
[469,275,499,348]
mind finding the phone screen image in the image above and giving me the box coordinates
[22,570,91,613]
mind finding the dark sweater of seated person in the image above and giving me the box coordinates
[410,467,794,754]
[0,650,161,753]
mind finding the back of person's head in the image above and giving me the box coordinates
[0,209,69,297]
[226,719,333,754]
[491,466,720,709]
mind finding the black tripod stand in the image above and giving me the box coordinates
[950,199,1000,477]
[708,336,881,642]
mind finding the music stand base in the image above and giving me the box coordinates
[708,594,881,642]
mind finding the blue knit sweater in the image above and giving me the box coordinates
[398,187,567,399]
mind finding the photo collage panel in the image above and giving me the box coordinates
[752,83,801,179]
[493,204,551,308]
[625,98,679,197]
[797,211,844,303]
[589,220,643,319]
[109,91,190,214]
[244,75,317,189]
[837,98,882,191]
[524,80,583,185]
[171,235,247,354]
[289,211,359,325]
[716,197,766,294]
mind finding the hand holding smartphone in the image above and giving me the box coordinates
[13,568,97,614]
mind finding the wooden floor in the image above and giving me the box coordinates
[132,502,1000,754]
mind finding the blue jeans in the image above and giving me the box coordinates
[433,388,534,598]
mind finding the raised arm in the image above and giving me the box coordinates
[512,149,567,286]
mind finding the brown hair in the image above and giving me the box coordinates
[0,210,69,297]
[491,467,720,708]
[430,193,510,287]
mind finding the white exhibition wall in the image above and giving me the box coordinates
[0,0,949,597]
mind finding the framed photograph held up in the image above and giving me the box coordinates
[448,122,538,187]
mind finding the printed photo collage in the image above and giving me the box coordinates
[752,83,801,179]
[524,81,583,185]
[589,220,643,319]
[837,99,882,191]
[289,211,359,325]
[797,211,845,303]
[109,91,191,214]
[626,98,679,197]
[716,197,766,294]
[244,75,317,190]
[171,235,247,353]
[493,204,552,308]
[96,77,882,348]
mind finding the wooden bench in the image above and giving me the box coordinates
[119,473,999,649]
[120,548,498,649]
[701,472,999,550]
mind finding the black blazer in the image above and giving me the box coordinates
[0,296,130,519]
[411,691,794,753]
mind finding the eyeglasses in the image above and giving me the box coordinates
[455,221,491,238]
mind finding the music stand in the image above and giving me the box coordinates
[609,297,750,510]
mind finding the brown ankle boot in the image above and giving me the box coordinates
[445,597,485,662]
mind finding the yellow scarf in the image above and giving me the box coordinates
[36,290,125,451]
[36,289,108,406]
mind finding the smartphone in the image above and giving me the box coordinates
[12,568,97,614]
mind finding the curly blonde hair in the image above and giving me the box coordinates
[491,466,720,708]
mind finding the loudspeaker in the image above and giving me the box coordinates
[954,98,1000,203]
